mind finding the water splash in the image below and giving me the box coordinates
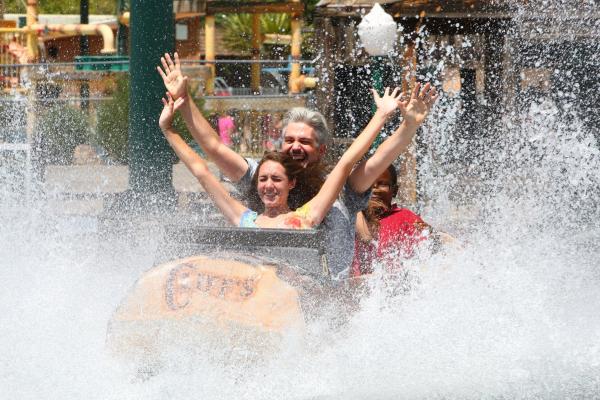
[2,1,600,398]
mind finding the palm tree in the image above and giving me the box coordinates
[216,0,319,57]
[218,12,291,58]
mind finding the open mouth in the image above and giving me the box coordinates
[289,150,306,161]
[262,192,278,201]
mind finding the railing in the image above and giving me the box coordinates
[179,58,317,97]
[0,58,318,169]
[0,57,317,96]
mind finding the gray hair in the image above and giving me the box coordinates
[281,107,331,148]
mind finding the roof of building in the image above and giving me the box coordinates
[315,0,516,18]
[316,0,397,6]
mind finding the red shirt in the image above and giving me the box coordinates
[350,206,430,277]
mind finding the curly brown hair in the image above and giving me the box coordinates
[245,151,326,212]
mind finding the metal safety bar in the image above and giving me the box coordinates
[156,225,329,279]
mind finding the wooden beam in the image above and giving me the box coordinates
[26,0,39,61]
[313,16,336,133]
[205,15,216,95]
[175,12,204,20]
[207,1,304,15]
[288,12,302,93]
[399,33,418,206]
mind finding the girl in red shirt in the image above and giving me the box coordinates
[351,165,452,277]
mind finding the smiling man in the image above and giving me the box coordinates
[281,117,328,166]
[158,53,438,278]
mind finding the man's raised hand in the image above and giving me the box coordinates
[399,82,439,127]
[157,52,188,100]
[371,87,403,118]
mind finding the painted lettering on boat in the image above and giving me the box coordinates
[165,262,258,310]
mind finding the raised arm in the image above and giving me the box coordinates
[300,88,402,227]
[157,52,249,181]
[348,82,438,193]
[159,94,248,225]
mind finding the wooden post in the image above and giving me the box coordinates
[205,14,216,95]
[401,41,416,94]
[314,16,336,135]
[251,13,261,93]
[397,142,417,205]
[289,10,302,94]
[25,0,38,61]
[398,38,418,205]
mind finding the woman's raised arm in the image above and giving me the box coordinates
[159,94,248,226]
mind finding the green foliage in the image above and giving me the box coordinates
[96,73,203,164]
[96,73,129,163]
[4,0,117,14]
[302,0,320,24]
[218,13,291,57]
[218,8,317,58]
[36,103,89,165]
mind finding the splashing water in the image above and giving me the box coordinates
[2,1,600,399]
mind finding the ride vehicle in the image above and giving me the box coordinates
[106,226,356,369]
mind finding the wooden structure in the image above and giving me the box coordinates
[203,0,305,94]
[314,0,516,129]
[313,0,515,203]
[314,1,600,204]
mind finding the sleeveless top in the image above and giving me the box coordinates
[238,203,312,229]
[239,209,259,228]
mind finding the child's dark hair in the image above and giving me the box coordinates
[363,164,399,232]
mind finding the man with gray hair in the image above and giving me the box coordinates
[158,53,438,279]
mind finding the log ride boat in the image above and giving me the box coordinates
[106,227,359,366]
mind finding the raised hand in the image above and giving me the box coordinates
[399,82,439,127]
[157,52,188,100]
[159,92,186,132]
[371,87,402,117]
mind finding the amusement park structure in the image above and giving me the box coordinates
[312,0,599,202]
[0,0,316,202]
[0,0,597,204]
